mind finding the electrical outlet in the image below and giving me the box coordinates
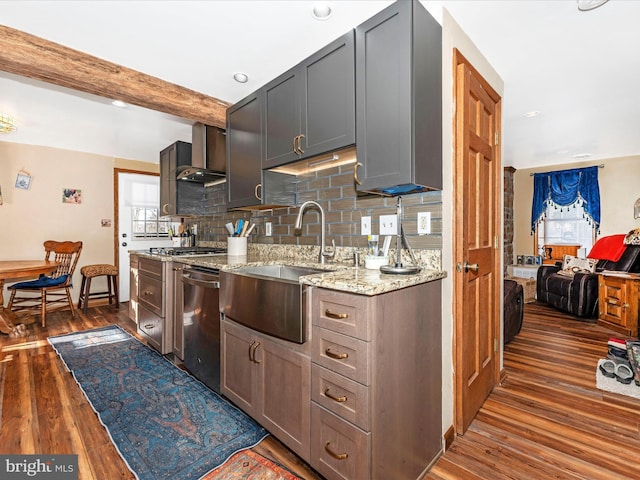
[361,216,371,235]
[379,214,397,235]
[265,222,272,237]
[417,212,431,234]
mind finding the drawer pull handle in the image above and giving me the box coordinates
[325,309,348,319]
[607,299,619,305]
[324,388,347,403]
[248,341,255,362]
[325,442,348,460]
[143,324,154,329]
[325,348,348,360]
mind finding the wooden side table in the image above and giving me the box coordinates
[598,272,640,337]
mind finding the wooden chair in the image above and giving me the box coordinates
[8,240,83,327]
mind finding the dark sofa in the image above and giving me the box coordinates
[536,244,640,319]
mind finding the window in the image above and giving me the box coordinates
[131,207,170,239]
[536,203,595,257]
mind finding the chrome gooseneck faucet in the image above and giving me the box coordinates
[294,200,335,264]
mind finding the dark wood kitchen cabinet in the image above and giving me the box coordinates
[262,30,355,169]
[159,141,203,216]
[226,90,297,209]
[226,92,263,209]
[221,318,311,460]
[171,263,185,360]
[354,0,442,195]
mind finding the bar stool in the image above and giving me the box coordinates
[78,264,119,314]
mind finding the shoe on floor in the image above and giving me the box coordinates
[599,359,616,378]
[615,363,634,384]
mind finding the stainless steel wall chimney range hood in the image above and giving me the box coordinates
[176,123,226,184]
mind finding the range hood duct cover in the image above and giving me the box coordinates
[176,123,226,183]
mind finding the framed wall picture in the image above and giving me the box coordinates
[62,188,82,204]
[15,172,32,190]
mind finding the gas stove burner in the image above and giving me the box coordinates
[149,246,227,256]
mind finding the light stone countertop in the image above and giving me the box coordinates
[130,244,446,296]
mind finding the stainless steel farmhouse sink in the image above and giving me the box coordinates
[232,264,327,281]
[220,264,330,343]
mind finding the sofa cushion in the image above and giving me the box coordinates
[557,255,597,277]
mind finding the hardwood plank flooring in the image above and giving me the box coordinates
[2,302,639,480]
[0,306,321,480]
[427,302,640,480]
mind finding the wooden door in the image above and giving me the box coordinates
[453,50,502,433]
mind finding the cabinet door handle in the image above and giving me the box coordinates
[254,183,262,201]
[248,341,256,362]
[251,341,261,364]
[325,348,348,360]
[143,324,154,330]
[324,442,348,460]
[353,162,363,186]
[162,203,170,214]
[292,135,298,154]
[298,134,305,154]
[325,309,348,319]
[324,388,347,403]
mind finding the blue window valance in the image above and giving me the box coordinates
[531,166,601,234]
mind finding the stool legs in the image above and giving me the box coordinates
[77,273,119,314]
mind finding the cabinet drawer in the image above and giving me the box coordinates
[139,258,164,279]
[138,273,164,316]
[312,364,370,431]
[138,303,162,351]
[312,288,371,340]
[311,404,370,480]
[312,326,370,385]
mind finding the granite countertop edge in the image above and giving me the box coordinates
[131,251,446,296]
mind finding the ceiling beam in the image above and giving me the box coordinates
[0,25,230,128]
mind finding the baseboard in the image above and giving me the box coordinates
[443,425,455,451]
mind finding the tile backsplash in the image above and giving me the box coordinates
[195,162,442,251]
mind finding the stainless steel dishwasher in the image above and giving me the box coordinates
[182,265,221,393]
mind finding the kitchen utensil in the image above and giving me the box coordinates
[240,221,250,237]
[382,236,392,257]
[245,223,256,236]
[225,223,235,236]
[235,219,244,236]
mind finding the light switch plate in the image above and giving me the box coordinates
[265,222,272,237]
[417,212,431,234]
[379,214,397,235]
[361,216,371,235]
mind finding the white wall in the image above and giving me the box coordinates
[0,141,156,305]
[440,9,504,436]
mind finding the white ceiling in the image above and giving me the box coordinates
[1,0,639,169]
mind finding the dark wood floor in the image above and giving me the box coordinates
[427,302,640,480]
[0,305,321,480]
[2,302,639,479]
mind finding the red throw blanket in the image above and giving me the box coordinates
[587,234,627,262]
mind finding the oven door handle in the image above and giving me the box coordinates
[182,273,220,289]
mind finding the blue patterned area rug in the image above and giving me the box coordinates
[48,325,268,480]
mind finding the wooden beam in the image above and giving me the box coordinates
[0,25,230,128]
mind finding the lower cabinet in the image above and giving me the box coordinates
[310,284,442,480]
[598,273,640,336]
[221,318,311,460]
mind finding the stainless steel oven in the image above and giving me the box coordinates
[182,265,221,393]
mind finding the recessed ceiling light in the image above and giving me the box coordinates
[524,111,540,118]
[233,72,249,83]
[572,153,592,159]
[111,100,127,108]
[312,3,332,20]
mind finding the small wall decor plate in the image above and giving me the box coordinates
[15,172,32,190]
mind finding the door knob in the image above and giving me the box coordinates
[456,262,479,273]
[121,242,128,247]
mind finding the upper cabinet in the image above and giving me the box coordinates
[159,141,203,217]
[226,92,263,209]
[262,31,356,169]
[226,91,297,210]
[354,0,442,195]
